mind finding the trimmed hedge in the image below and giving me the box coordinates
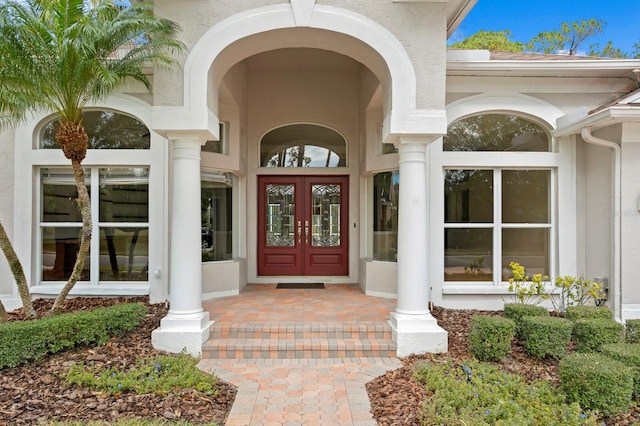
[519,316,573,359]
[573,318,624,353]
[468,315,515,361]
[503,303,549,335]
[0,303,146,369]
[559,352,633,416]
[565,305,612,322]
[626,319,640,344]
[601,343,640,398]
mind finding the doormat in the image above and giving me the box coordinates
[276,283,325,289]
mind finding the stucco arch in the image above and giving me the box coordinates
[446,94,565,130]
[155,3,444,140]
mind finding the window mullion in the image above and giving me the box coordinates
[494,169,502,285]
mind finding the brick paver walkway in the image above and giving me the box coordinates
[199,284,401,425]
[198,357,401,425]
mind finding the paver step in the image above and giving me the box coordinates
[210,321,392,340]
[202,337,397,359]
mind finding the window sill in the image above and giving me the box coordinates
[33,283,150,296]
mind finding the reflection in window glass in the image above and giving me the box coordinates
[502,170,550,223]
[261,124,346,167]
[502,228,550,276]
[373,171,399,261]
[444,114,549,152]
[444,228,493,281]
[444,170,493,223]
[41,169,90,281]
[201,175,233,262]
[41,111,150,149]
[40,167,149,282]
[42,226,89,281]
[99,228,148,281]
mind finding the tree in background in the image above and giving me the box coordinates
[450,30,524,52]
[453,18,639,58]
[527,19,605,55]
[0,0,184,315]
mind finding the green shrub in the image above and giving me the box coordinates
[626,319,640,343]
[503,303,549,335]
[65,354,218,396]
[519,316,573,359]
[559,352,633,416]
[468,315,515,361]
[573,318,624,353]
[0,303,146,368]
[600,343,640,398]
[565,305,612,321]
[414,359,596,425]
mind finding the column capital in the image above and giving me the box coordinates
[394,134,442,148]
[165,130,210,146]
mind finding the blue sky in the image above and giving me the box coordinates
[451,0,640,54]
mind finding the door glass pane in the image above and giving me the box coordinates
[311,184,341,247]
[266,184,295,247]
[502,170,550,223]
[444,228,493,281]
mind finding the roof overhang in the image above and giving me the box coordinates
[394,0,478,38]
[447,50,640,79]
[555,105,640,137]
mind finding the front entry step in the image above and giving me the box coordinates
[202,321,396,359]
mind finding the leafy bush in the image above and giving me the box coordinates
[0,303,146,368]
[519,316,573,359]
[559,352,633,416]
[505,262,549,305]
[573,319,624,353]
[551,275,607,313]
[600,343,640,398]
[414,359,596,425]
[468,315,515,361]
[65,354,218,396]
[626,319,640,343]
[503,303,548,335]
[565,305,612,322]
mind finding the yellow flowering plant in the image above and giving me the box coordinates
[506,261,549,305]
[552,275,607,313]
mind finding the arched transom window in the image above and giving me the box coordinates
[260,124,346,167]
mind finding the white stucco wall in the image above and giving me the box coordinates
[621,123,640,309]
[0,129,15,303]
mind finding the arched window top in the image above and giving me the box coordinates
[40,110,150,149]
[260,124,346,167]
[444,114,550,152]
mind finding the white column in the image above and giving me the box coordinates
[389,140,447,356]
[152,134,212,356]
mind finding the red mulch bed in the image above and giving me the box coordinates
[1,298,236,425]
[367,306,640,426]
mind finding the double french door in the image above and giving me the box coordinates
[258,176,348,276]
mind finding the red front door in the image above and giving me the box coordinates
[258,176,349,276]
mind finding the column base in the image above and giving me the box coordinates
[389,311,448,357]
[151,311,213,357]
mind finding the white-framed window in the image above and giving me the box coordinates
[23,106,164,298]
[40,166,150,283]
[441,113,556,285]
[372,170,399,262]
[201,173,233,262]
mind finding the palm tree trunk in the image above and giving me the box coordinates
[50,159,92,314]
[0,219,36,318]
[0,299,6,322]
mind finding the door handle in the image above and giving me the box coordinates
[305,220,309,244]
[297,220,302,244]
